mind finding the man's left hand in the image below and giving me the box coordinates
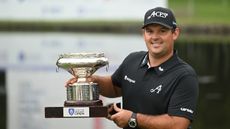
[110,103,132,128]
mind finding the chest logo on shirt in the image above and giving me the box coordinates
[150,85,162,94]
[124,75,136,84]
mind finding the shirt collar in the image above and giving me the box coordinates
[140,54,148,67]
[140,50,181,75]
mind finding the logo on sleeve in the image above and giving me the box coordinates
[180,107,194,114]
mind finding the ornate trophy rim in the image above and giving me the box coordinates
[56,52,109,77]
[59,52,105,58]
[56,52,108,68]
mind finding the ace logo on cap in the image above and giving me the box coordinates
[147,11,168,19]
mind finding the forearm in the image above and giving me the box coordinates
[137,113,190,129]
[93,75,121,98]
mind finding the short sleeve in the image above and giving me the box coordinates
[111,53,131,87]
[111,62,124,87]
[168,75,199,121]
[111,51,146,88]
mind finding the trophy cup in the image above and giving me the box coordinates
[45,52,109,118]
[57,52,108,106]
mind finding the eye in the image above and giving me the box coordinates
[160,29,167,33]
[145,29,153,34]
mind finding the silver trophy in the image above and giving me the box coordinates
[56,52,108,107]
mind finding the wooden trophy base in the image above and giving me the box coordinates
[45,100,108,118]
[64,100,103,106]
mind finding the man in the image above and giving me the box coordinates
[67,7,199,129]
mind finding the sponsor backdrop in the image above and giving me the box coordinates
[0,0,167,129]
[0,32,147,129]
[0,0,166,21]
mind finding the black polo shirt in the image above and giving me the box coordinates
[112,51,199,126]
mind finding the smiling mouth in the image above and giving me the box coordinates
[151,42,162,47]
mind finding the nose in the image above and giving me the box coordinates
[150,32,160,41]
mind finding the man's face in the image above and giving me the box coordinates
[143,24,179,58]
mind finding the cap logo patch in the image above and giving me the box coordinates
[173,21,177,26]
[147,11,168,19]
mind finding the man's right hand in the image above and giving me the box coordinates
[65,77,78,87]
[65,76,97,87]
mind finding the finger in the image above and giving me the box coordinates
[86,77,93,82]
[107,104,113,120]
[70,78,77,83]
[108,105,114,112]
[113,103,122,112]
[65,78,77,87]
[107,114,112,120]
[65,79,72,86]
[86,75,96,82]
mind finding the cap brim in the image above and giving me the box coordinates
[142,22,173,29]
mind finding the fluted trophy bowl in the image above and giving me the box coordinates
[56,52,108,106]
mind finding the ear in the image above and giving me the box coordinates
[173,28,180,40]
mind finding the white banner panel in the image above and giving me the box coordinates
[0,0,167,21]
[1,32,146,129]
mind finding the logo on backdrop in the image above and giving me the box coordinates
[68,108,75,115]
